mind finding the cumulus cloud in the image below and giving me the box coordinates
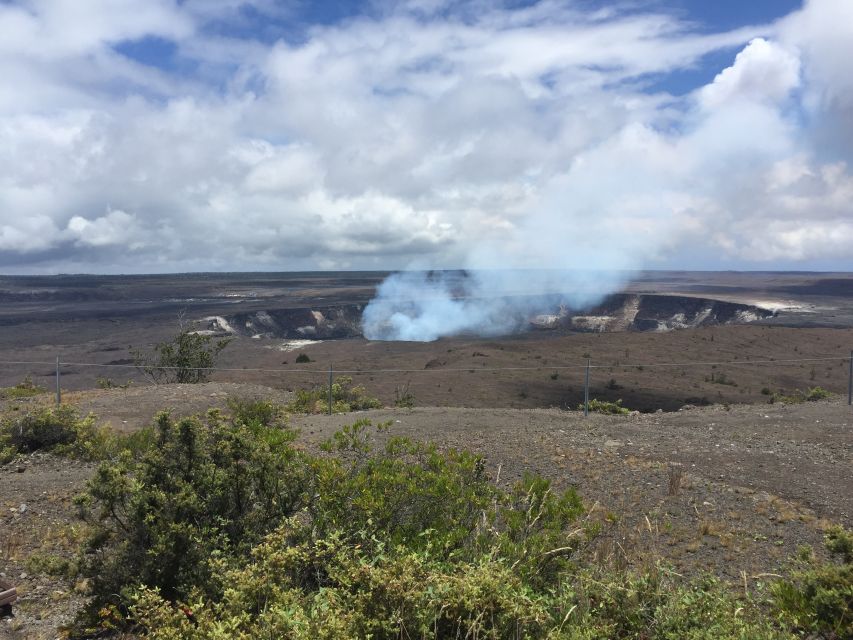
[66,209,143,248]
[0,0,851,276]
[699,38,800,109]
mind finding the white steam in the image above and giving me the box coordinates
[361,269,630,341]
[361,31,817,342]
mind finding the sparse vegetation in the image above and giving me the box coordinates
[0,406,107,463]
[394,380,416,407]
[606,377,621,390]
[771,386,832,404]
[285,376,382,414]
[772,526,853,638]
[580,398,631,415]
[0,375,47,400]
[131,329,230,384]
[96,377,133,390]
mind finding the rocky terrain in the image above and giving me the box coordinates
[1,384,851,639]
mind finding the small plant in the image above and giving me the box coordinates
[772,387,832,404]
[96,377,133,390]
[773,526,852,638]
[132,329,230,384]
[606,377,621,390]
[580,398,631,415]
[226,396,286,427]
[709,372,737,386]
[286,376,381,414]
[0,406,108,462]
[394,381,415,408]
[804,386,831,401]
[295,353,312,363]
[0,375,47,399]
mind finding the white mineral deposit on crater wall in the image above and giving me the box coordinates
[271,339,324,352]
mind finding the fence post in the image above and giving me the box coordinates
[328,364,333,416]
[55,355,61,406]
[583,359,590,417]
[848,350,852,406]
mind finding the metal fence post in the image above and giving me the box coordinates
[583,359,590,417]
[848,350,852,406]
[55,355,61,406]
[328,364,333,416]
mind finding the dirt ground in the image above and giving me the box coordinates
[2,382,851,639]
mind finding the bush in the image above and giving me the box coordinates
[73,410,307,628]
[0,406,107,462]
[772,386,833,404]
[286,376,382,414]
[69,414,806,639]
[132,330,230,384]
[394,381,415,408]
[579,398,631,415]
[805,386,832,401]
[773,526,853,638]
[226,396,286,428]
[295,353,312,363]
[0,375,47,400]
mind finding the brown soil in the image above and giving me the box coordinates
[2,381,851,638]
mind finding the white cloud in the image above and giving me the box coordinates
[0,0,851,273]
[66,209,143,248]
[699,38,800,109]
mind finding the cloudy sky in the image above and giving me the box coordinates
[1,0,851,274]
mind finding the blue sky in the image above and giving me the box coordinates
[0,0,852,275]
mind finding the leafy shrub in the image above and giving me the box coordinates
[96,377,132,390]
[805,386,832,401]
[226,396,286,428]
[579,398,631,415]
[772,526,853,638]
[73,410,307,627]
[0,375,47,399]
[772,386,833,404]
[131,330,230,384]
[67,413,809,639]
[286,376,382,414]
[129,528,786,640]
[0,406,108,462]
[295,353,312,363]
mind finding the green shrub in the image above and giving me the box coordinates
[226,396,286,428]
[772,387,832,404]
[96,377,132,390]
[73,410,307,628]
[0,375,47,399]
[131,330,230,384]
[579,398,631,415]
[286,376,382,414]
[67,413,808,639]
[295,353,312,363]
[129,532,787,640]
[772,526,853,638]
[0,405,108,462]
[804,386,832,401]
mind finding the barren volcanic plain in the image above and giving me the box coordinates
[1,270,852,411]
[2,270,853,637]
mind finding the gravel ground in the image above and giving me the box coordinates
[1,388,851,639]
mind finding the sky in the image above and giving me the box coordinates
[1,0,852,275]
